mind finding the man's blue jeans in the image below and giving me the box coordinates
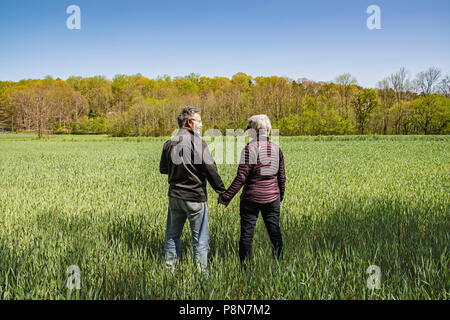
[164,196,209,273]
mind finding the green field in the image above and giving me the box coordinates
[0,134,448,299]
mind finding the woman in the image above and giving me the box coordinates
[218,114,286,265]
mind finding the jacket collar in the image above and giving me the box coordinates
[178,127,194,135]
[177,127,202,140]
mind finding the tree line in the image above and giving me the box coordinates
[0,68,448,138]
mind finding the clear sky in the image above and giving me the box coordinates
[0,0,449,87]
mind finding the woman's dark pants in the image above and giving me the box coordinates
[239,197,283,264]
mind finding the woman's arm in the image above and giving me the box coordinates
[219,145,254,202]
[278,148,286,202]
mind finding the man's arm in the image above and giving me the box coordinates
[159,141,169,174]
[277,148,286,202]
[202,141,226,193]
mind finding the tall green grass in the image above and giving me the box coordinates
[0,135,448,299]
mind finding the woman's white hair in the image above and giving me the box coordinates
[247,114,272,136]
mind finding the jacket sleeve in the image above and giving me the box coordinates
[277,148,286,201]
[202,141,226,194]
[220,145,254,202]
[159,141,169,174]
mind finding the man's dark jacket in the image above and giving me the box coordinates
[159,128,226,202]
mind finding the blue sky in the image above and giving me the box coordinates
[0,0,449,87]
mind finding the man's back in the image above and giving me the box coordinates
[160,128,225,202]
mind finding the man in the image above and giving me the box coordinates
[160,106,226,274]
[218,115,285,266]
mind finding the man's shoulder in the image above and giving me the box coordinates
[192,135,208,150]
[163,139,174,149]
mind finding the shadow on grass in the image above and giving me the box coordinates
[5,195,445,299]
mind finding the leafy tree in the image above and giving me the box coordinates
[410,95,450,134]
[352,89,379,134]
[334,73,358,119]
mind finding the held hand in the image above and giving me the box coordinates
[218,196,230,207]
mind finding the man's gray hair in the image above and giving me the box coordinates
[178,106,201,128]
[247,114,272,136]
